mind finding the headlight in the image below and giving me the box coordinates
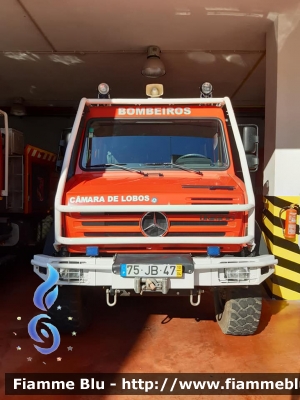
[224,267,250,281]
[58,268,84,282]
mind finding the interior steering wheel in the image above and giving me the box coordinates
[175,153,208,162]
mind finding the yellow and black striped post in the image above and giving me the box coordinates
[263,196,300,300]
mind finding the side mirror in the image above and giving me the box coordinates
[242,126,259,172]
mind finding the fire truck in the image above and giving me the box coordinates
[31,83,277,335]
[0,110,57,259]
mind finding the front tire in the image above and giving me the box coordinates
[214,286,262,336]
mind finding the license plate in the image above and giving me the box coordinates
[120,264,183,278]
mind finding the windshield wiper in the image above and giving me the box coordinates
[88,163,148,176]
[145,163,203,176]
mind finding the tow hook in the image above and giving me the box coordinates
[134,277,169,294]
[140,278,158,294]
[106,289,120,307]
[190,289,204,306]
[146,278,157,291]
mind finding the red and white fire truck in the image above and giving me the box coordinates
[31,83,277,335]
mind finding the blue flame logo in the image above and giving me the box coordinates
[28,264,60,354]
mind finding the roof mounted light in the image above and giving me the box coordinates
[200,82,213,98]
[146,83,164,98]
[98,83,110,98]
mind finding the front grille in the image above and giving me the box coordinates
[171,221,227,226]
[67,212,239,239]
[167,232,225,237]
[83,231,225,237]
[82,221,138,226]
[84,232,143,237]
[185,195,241,205]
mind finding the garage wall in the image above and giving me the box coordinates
[0,116,75,154]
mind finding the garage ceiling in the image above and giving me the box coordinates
[0,0,299,109]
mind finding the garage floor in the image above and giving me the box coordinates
[1,257,299,400]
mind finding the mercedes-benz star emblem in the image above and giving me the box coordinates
[141,212,168,237]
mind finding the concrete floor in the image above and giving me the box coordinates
[1,257,300,400]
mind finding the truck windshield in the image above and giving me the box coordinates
[80,119,229,171]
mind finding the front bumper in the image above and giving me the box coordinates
[31,254,277,289]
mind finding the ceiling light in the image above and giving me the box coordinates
[10,97,27,116]
[142,46,166,78]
